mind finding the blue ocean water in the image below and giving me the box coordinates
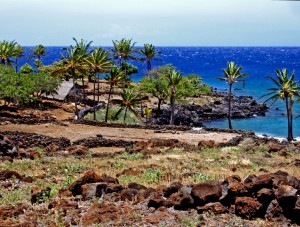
[19,46,300,138]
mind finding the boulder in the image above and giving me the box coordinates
[171,191,194,210]
[198,140,216,148]
[235,197,263,219]
[197,202,227,215]
[68,171,118,196]
[265,199,287,223]
[275,184,298,218]
[163,182,183,197]
[148,195,167,209]
[81,183,107,200]
[120,188,139,201]
[191,181,222,206]
[81,203,118,227]
[220,175,247,206]
[256,188,274,209]
[244,174,273,193]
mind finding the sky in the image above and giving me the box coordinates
[1,0,300,46]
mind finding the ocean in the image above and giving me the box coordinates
[20,46,300,139]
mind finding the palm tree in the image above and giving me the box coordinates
[111,38,138,65]
[14,45,24,72]
[31,44,46,68]
[112,88,140,124]
[104,67,124,122]
[51,46,88,118]
[165,69,184,125]
[261,69,299,141]
[74,39,93,101]
[32,44,46,60]
[218,61,248,129]
[140,44,161,73]
[85,48,112,120]
[0,40,18,66]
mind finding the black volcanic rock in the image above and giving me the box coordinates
[150,93,268,126]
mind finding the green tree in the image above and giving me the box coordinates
[51,44,89,118]
[140,44,161,73]
[14,45,24,72]
[261,69,299,141]
[112,88,140,124]
[0,40,18,66]
[139,76,168,114]
[0,65,60,106]
[111,38,138,65]
[165,69,186,125]
[218,61,248,129]
[104,67,124,122]
[31,44,46,68]
[85,48,112,120]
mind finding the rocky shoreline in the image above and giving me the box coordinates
[149,92,268,126]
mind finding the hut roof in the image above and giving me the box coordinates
[45,80,74,101]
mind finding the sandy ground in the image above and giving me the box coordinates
[0,122,239,145]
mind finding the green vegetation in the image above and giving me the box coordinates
[218,61,248,129]
[261,69,300,141]
[140,43,161,72]
[0,65,60,106]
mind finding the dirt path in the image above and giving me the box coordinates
[1,122,239,145]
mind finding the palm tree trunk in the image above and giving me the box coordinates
[289,98,294,141]
[15,58,18,72]
[228,84,233,129]
[72,70,78,118]
[105,84,113,122]
[81,76,86,107]
[170,93,175,125]
[157,99,162,116]
[147,59,151,72]
[124,106,128,124]
[93,74,96,120]
[285,96,292,141]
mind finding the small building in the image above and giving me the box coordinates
[44,80,82,102]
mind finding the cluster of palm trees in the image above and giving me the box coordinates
[47,38,163,123]
[220,61,300,142]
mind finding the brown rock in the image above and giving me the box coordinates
[197,202,227,214]
[267,142,283,152]
[275,184,298,216]
[256,188,274,207]
[148,195,167,209]
[191,180,222,206]
[81,203,118,227]
[293,196,300,224]
[44,144,60,153]
[67,145,89,155]
[120,188,139,201]
[48,199,78,210]
[198,140,217,148]
[81,183,107,200]
[128,182,147,190]
[265,199,287,223]
[163,182,183,197]
[68,171,118,196]
[0,203,28,219]
[31,186,51,204]
[0,170,23,181]
[171,191,194,210]
[220,179,248,206]
[244,174,273,193]
[235,197,263,219]
[106,184,124,193]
